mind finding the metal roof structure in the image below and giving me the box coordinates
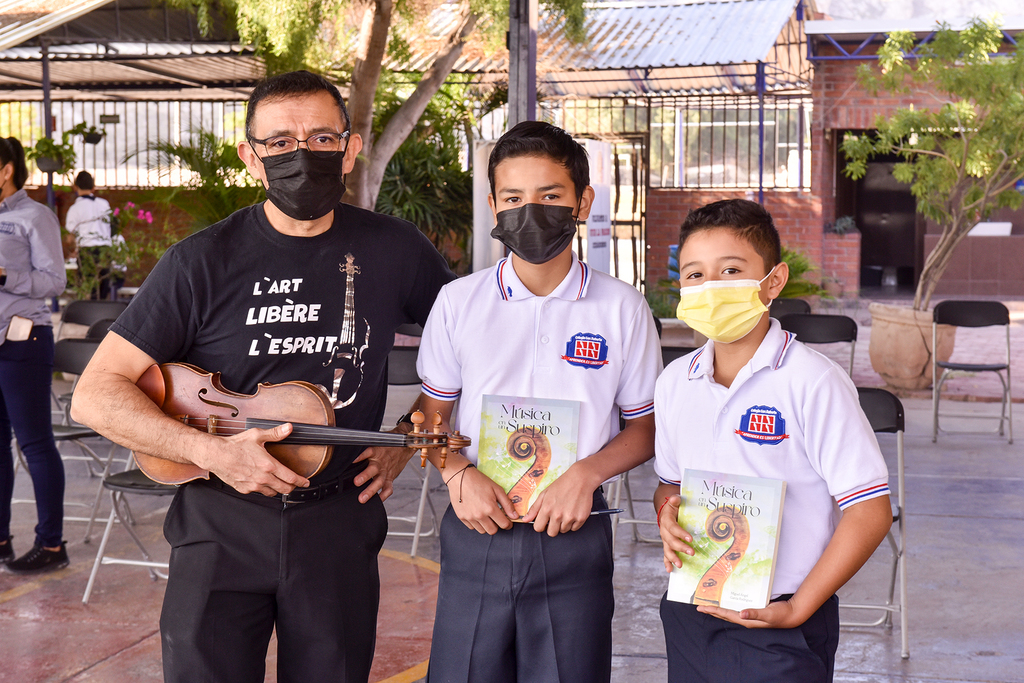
[806,16,1024,60]
[399,0,813,98]
[0,0,262,100]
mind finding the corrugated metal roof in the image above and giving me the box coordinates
[0,0,261,97]
[548,0,796,70]
[397,0,807,97]
[0,0,116,51]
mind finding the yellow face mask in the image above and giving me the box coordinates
[675,266,776,344]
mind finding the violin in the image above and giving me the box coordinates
[133,363,469,485]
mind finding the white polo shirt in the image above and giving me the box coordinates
[418,253,661,465]
[654,319,890,597]
[65,194,112,247]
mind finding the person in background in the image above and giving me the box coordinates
[0,136,70,575]
[65,170,113,300]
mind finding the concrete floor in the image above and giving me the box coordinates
[2,369,1022,681]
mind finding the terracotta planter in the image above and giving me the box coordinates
[868,302,956,390]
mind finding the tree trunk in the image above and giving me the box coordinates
[346,0,395,210]
[347,2,478,210]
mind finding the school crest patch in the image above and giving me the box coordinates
[561,332,610,369]
[735,405,789,445]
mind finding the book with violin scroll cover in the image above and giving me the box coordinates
[476,395,580,519]
[667,469,787,610]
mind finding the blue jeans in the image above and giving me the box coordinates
[0,325,64,547]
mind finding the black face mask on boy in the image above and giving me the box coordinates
[261,147,348,221]
[490,203,580,265]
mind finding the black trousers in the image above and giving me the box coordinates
[660,592,840,683]
[160,479,387,683]
[427,490,614,683]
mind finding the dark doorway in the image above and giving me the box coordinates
[835,133,917,289]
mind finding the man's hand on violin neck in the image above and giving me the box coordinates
[204,422,310,496]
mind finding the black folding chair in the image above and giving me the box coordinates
[779,313,858,376]
[82,467,177,604]
[769,297,811,319]
[14,338,125,542]
[54,299,127,340]
[841,388,909,659]
[932,301,1012,444]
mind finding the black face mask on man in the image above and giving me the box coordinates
[261,148,347,221]
[490,203,579,265]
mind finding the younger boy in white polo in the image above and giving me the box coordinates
[654,199,893,683]
[416,121,661,683]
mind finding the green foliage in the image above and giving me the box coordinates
[779,246,827,299]
[25,123,106,176]
[841,18,1024,309]
[144,130,265,232]
[374,84,473,272]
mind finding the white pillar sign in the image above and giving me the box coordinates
[584,140,612,274]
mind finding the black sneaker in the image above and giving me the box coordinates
[0,537,13,564]
[6,542,69,575]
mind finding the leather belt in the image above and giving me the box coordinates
[203,475,356,509]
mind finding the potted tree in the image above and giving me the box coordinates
[842,19,1024,389]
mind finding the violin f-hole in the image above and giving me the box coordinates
[198,388,240,417]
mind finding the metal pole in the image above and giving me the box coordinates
[756,61,765,206]
[41,40,55,210]
[508,0,538,127]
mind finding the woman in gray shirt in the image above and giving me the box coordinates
[0,136,69,574]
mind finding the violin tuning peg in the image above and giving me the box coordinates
[420,448,428,468]
[432,411,443,426]
[411,411,425,433]
[440,447,447,470]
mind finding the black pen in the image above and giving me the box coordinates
[590,508,625,516]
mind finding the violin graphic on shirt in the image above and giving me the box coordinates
[321,253,369,408]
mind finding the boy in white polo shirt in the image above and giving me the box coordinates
[654,199,893,683]
[415,120,661,683]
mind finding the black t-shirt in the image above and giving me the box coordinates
[112,202,454,480]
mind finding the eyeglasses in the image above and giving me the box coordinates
[248,131,350,158]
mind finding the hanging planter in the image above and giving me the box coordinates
[35,155,63,173]
[83,132,103,144]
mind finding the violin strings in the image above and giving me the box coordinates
[175,416,446,447]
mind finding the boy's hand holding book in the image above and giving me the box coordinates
[520,460,603,537]
[657,493,695,571]
[449,463,519,534]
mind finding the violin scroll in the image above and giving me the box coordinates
[410,410,469,469]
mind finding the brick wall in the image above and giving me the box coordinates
[646,189,822,289]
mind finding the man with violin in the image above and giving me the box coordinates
[71,71,454,682]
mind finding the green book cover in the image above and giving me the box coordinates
[667,469,786,610]
[477,394,581,517]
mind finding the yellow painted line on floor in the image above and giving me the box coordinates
[379,548,440,573]
[375,549,439,682]
[0,563,83,605]
[379,660,429,683]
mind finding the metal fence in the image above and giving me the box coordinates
[0,99,248,188]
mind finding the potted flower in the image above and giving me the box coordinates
[842,19,1024,389]
[80,124,104,145]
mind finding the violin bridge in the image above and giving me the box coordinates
[207,414,218,434]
